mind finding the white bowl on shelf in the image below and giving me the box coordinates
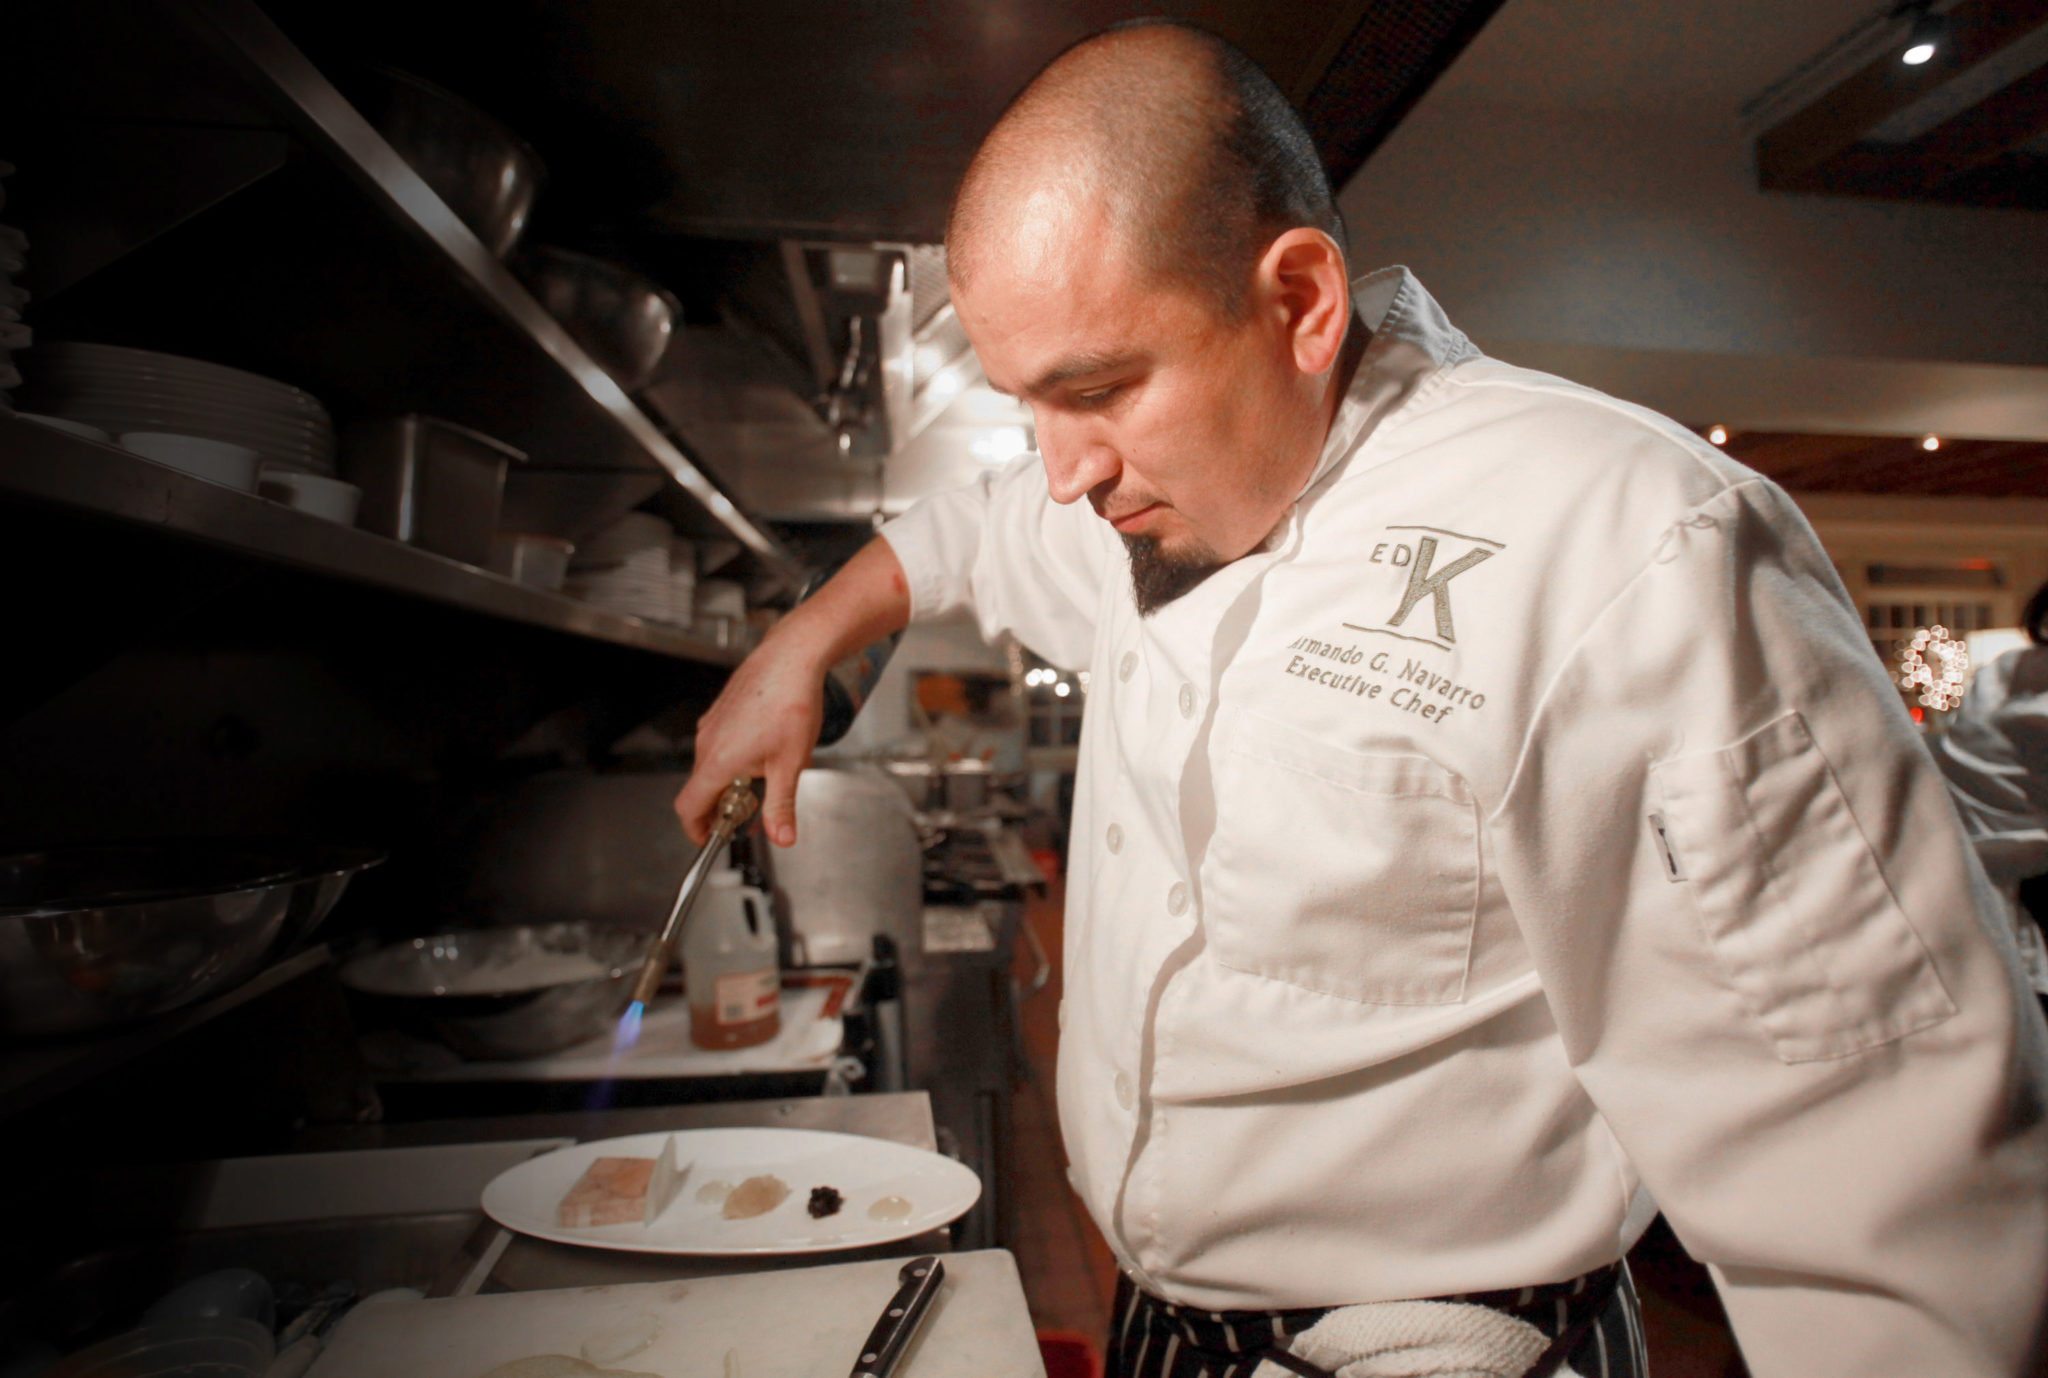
[258,469,362,526]
[119,431,261,491]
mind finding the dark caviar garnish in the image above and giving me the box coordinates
[807,1185,844,1218]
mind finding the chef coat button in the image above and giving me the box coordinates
[1106,822,1123,854]
[1119,650,1138,682]
[1114,1072,1134,1110]
[1178,683,1197,718]
[1167,881,1189,916]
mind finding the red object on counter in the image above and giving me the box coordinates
[1037,1332,1101,1378]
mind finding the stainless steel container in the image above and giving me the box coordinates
[766,768,923,968]
[0,844,381,1037]
[941,760,994,813]
[363,68,545,259]
[515,246,680,391]
[489,532,575,592]
[343,416,523,567]
[338,923,641,1060]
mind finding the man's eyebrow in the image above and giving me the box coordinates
[992,351,1144,399]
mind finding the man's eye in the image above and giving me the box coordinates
[1075,385,1121,407]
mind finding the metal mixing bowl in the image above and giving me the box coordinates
[364,67,545,259]
[0,844,383,1038]
[338,923,642,1060]
[515,246,680,390]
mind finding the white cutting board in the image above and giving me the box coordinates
[305,1249,1046,1378]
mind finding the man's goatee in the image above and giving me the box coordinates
[1123,533,1223,616]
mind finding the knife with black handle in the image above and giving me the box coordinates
[848,1256,946,1378]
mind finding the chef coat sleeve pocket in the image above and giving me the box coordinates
[1648,710,1957,1063]
[1203,711,1477,1005]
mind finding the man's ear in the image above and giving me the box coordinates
[1258,228,1350,377]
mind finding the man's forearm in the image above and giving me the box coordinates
[772,536,913,673]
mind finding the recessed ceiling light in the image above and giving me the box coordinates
[1901,5,1946,65]
[1922,434,1941,451]
[1707,425,1728,446]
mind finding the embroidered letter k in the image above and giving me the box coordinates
[1387,537,1493,643]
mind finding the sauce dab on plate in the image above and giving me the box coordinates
[867,1195,913,1221]
[722,1174,790,1220]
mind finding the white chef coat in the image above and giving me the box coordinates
[1931,644,2048,993]
[880,268,2048,1377]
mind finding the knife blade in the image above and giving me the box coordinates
[847,1256,945,1378]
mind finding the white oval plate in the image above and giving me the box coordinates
[479,1127,981,1255]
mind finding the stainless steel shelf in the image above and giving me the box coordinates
[0,415,746,666]
[164,0,802,591]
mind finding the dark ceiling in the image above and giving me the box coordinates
[258,0,1507,244]
[1757,0,2048,210]
[1718,430,2048,497]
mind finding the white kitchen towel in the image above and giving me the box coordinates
[1249,1299,1563,1378]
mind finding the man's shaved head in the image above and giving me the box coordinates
[947,21,1343,319]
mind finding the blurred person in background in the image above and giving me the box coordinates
[1933,580,2048,1014]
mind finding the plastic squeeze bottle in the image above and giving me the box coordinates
[685,865,781,1050]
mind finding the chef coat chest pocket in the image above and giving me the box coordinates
[1203,711,1478,1005]
[1650,710,1957,1063]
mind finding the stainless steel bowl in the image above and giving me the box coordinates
[0,844,383,1038]
[338,923,642,1060]
[515,246,680,391]
[364,68,544,259]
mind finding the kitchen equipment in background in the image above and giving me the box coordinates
[499,468,665,543]
[488,532,574,592]
[342,415,521,567]
[514,245,679,391]
[0,165,25,407]
[360,68,544,260]
[668,536,697,627]
[941,758,994,813]
[258,469,361,526]
[119,432,260,490]
[338,923,641,1061]
[423,772,699,933]
[140,1269,275,1330]
[684,863,780,1050]
[695,577,747,646]
[766,768,922,969]
[39,1318,274,1378]
[565,511,676,622]
[478,1127,982,1254]
[24,342,336,475]
[0,842,380,1037]
[883,760,942,811]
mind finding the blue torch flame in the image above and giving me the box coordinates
[613,999,646,1053]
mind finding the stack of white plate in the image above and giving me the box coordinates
[26,342,336,475]
[566,512,677,623]
[0,161,25,408]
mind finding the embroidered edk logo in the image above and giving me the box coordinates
[1347,526,1502,649]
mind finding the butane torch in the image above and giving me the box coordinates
[627,777,760,1008]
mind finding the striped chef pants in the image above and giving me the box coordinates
[1104,1264,1649,1378]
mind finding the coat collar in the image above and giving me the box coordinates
[1300,267,1480,497]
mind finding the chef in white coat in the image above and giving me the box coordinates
[678,22,2048,1378]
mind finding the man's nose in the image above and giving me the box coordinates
[1038,418,1119,506]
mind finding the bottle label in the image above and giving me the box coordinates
[714,970,780,1026]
